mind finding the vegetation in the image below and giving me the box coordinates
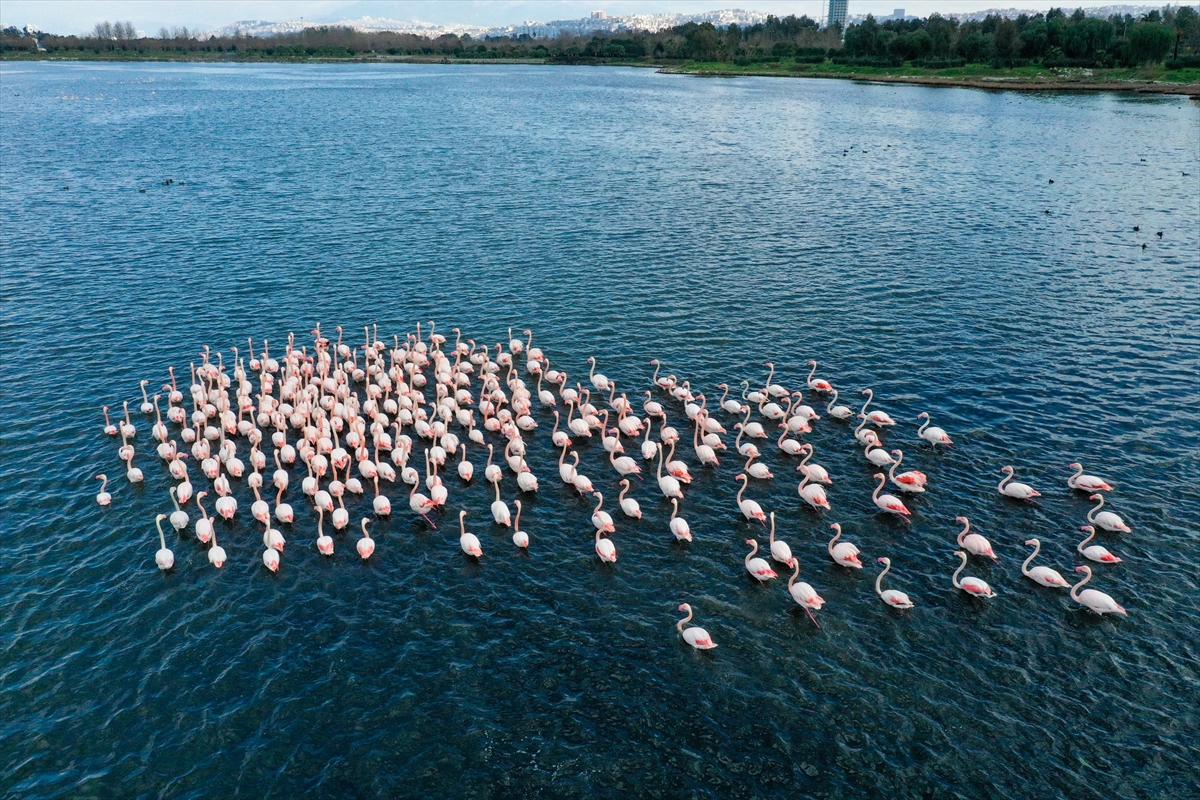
[2,6,1197,85]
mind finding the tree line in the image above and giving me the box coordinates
[2,7,1197,69]
[843,7,1199,68]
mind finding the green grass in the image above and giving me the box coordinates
[675,59,1200,84]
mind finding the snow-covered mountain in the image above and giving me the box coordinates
[199,8,773,40]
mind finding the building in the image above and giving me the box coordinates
[827,0,848,29]
[591,11,607,20]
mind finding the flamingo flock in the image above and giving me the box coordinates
[95,322,1135,653]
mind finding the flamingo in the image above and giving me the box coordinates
[640,423,657,460]
[998,466,1041,500]
[864,441,895,467]
[744,453,773,480]
[1067,462,1113,492]
[872,473,910,518]
[591,492,615,533]
[888,450,927,492]
[457,444,474,482]
[207,526,227,568]
[733,422,760,459]
[860,389,896,426]
[854,414,880,446]
[669,498,691,542]
[372,476,391,517]
[102,406,118,436]
[1071,566,1127,616]
[487,479,511,526]
[484,444,502,484]
[951,551,996,598]
[777,427,804,455]
[316,507,334,555]
[195,491,214,543]
[570,452,593,494]
[741,379,766,405]
[512,500,529,548]
[763,362,789,398]
[1087,494,1131,532]
[916,412,953,447]
[357,517,375,559]
[738,405,767,439]
[274,485,293,524]
[610,444,641,477]
[954,517,997,561]
[676,603,717,649]
[459,510,482,558]
[263,520,285,553]
[805,360,833,393]
[1077,525,1122,563]
[263,543,280,572]
[618,479,642,519]
[797,470,830,511]
[825,389,854,421]
[587,357,610,391]
[797,444,831,484]
[875,557,913,609]
[767,512,791,564]
[168,485,189,531]
[1021,539,1070,587]
[656,444,683,499]
[643,391,665,419]
[717,384,743,415]
[95,474,111,506]
[153,514,174,571]
[595,527,617,563]
[734,474,766,523]
[786,558,824,626]
[827,523,862,568]
[744,538,777,582]
[409,481,437,529]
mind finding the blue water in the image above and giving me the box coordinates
[1,63,1198,798]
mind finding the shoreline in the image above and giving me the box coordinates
[661,66,1200,97]
[4,53,1197,97]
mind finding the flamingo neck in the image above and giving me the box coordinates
[917,416,929,436]
[1071,569,1089,599]
[1022,543,1039,575]
[952,553,967,588]
[875,562,889,595]
[677,607,692,632]
[1088,495,1103,521]
[872,475,884,501]
[789,560,799,589]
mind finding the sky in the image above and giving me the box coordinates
[0,0,1164,36]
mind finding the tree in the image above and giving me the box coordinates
[684,23,719,61]
[994,18,1019,63]
[1127,22,1172,64]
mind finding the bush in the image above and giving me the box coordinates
[1166,55,1200,68]
[920,57,966,68]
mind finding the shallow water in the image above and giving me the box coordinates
[1,63,1198,798]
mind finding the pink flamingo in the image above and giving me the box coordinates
[872,473,910,518]
[998,466,1040,500]
[1071,566,1127,616]
[888,450,927,492]
[1067,462,1112,492]
[676,604,717,649]
[875,557,913,609]
[805,360,833,393]
[1021,539,1070,588]
[743,538,777,582]
[1087,494,1131,533]
[955,516,997,561]
[735,474,766,523]
[1078,525,1122,563]
[786,558,824,626]
[951,551,996,598]
[828,523,861,568]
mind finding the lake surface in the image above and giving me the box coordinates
[1,63,1198,799]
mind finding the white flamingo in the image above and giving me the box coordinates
[827,523,862,568]
[875,557,913,609]
[951,551,996,599]
[676,603,717,649]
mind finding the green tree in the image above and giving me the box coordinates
[994,18,1019,63]
[684,23,719,61]
[1127,22,1172,63]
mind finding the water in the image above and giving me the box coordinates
[2,63,1198,798]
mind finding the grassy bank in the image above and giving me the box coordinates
[4,50,1197,95]
[665,59,1200,94]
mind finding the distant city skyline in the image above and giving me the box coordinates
[1,0,1182,37]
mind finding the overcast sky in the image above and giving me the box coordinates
[1,0,1163,36]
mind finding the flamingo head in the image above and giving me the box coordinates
[1068,462,1081,469]
[787,558,797,568]
[1001,466,1014,474]
[745,539,755,546]
[1075,566,1090,573]
[807,360,816,366]
[1024,539,1038,546]
[877,557,889,565]
[917,412,929,419]
[955,516,968,524]
[1088,493,1102,501]
[1080,525,1094,533]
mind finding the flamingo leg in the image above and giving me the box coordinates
[422,514,438,530]
[805,608,820,628]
